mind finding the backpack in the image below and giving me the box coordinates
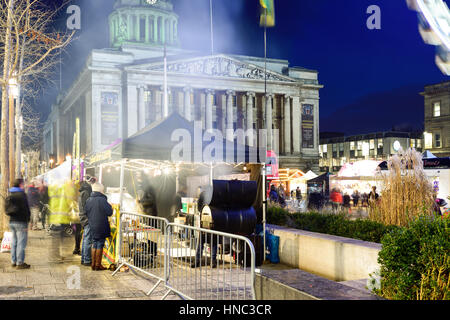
[5,195,20,217]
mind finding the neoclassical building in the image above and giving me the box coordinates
[43,0,323,172]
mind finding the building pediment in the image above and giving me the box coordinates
[128,54,297,82]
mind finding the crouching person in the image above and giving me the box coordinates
[85,183,113,271]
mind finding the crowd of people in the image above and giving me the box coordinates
[328,186,379,213]
[4,175,113,271]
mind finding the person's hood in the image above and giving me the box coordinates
[79,181,92,193]
[9,187,24,193]
[90,191,107,199]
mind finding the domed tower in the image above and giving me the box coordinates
[109,0,179,49]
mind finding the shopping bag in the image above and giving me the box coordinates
[1,232,12,253]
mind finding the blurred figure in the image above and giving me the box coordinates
[343,193,351,213]
[85,183,113,271]
[79,176,94,266]
[191,186,217,269]
[5,179,31,269]
[296,186,302,206]
[139,185,158,216]
[433,195,447,217]
[330,188,343,213]
[352,190,360,208]
[269,184,278,203]
[368,186,379,205]
[26,180,41,230]
[361,192,369,207]
[47,180,77,264]
[38,180,49,229]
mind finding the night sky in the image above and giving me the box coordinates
[38,0,449,136]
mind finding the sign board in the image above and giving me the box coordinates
[301,104,314,149]
[101,92,119,145]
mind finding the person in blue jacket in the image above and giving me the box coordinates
[84,183,113,271]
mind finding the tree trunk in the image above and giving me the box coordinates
[0,0,14,235]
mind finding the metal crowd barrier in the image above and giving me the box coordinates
[112,212,256,300]
[112,211,170,296]
[162,223,256,300]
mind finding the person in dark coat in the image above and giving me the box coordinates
[27,181,40,230]
[84,183,113,271]
[79,177,93,266]
[5,179,31,269]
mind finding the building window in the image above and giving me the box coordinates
[410,139,416,148]
[339,143,344,157]
[369,139,375,150]
[433,102,441,117]
[416,139,422,149]
[377,139,383,149]
[435,133,441,148]
[350,141,355,151]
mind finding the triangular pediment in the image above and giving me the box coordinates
[128,54,297,82]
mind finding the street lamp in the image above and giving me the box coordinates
[8,76,18,183]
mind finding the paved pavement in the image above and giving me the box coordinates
[0,229,180,300]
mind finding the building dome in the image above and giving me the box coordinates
[109,0,178,49]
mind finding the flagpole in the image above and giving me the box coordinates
[210,0,214,55]
[163,42,168,118]
[263,7,268,263]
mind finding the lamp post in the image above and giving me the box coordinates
[8,76,18,184]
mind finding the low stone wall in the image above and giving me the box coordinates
[268,224,381,281]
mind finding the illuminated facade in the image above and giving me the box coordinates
[422,80,450,157]
[319,131,423,174]
[43,0,322,172]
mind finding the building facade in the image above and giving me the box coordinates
[422,80,450,157]
[43,0,323,172]
[319,131,423,174]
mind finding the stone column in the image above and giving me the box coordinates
[127,14,132,41]
[135,14,140,41]
[226,90,235,141]
[284,95,291,154]
[205,89,214,130]
[138,86,146,130]
[183,87,192,121]
[246,92,255,147]
[145,15,150,43]
[154,16,159,43]
[292,96,301,154]
[265,93,273,151]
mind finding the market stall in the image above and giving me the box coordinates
[329,160,383,196]
[85,112,267,264]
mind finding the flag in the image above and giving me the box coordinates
[259,0,275,27]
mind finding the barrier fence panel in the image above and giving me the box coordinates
[112,211,169,296]
[163,223,256,300]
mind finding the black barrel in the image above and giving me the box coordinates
[207,206,256,236]
[209,180,257,209]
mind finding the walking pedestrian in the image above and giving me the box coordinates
[352,190,360,208]
[79,176,94,266]
[296,186,302,206]
[5,179,31,269]
[38,180,49,229]
[26,180,41,230]
[85,183,113,271]
[48,180,77,263]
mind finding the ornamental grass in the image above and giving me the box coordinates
[370,148,435,227]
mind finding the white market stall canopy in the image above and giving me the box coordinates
[336,160,382,179]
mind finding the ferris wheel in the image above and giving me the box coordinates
[407,0,450,75]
